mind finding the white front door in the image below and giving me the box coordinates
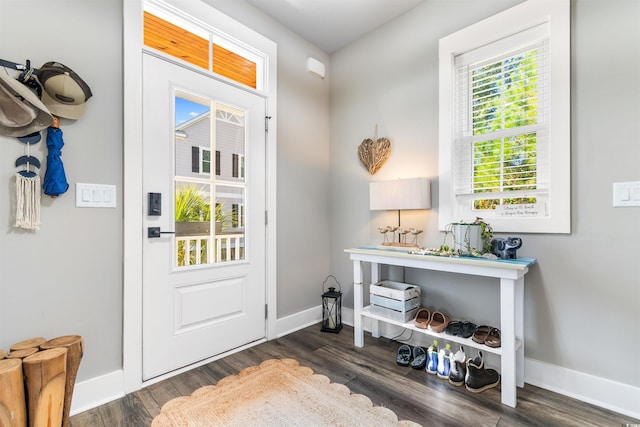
[142,53,266,380]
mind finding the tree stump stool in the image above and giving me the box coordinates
[6,348,38,360]
[40,336,84,427]
[0,349,7,360]
[23,348,67,427]
[0,358,27,427]
[10,338,46,352]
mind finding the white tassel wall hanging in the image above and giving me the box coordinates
[13,135,42,230]
[15,171,41,230]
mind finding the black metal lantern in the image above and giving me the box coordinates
[321,275,342,333]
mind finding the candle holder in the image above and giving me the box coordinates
[321,275,342,333]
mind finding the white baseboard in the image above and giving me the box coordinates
[276,305,322,337]
[70,307,640,421]
[70,369,124,416]
[525,358,640,421]
[343,306,640,421]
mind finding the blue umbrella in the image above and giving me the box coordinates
[42,126,69,197]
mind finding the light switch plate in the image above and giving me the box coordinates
[76,183,117,208]
[613,181,640,207]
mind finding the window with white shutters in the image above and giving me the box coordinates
[439,0,570,233]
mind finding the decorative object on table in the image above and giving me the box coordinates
[409,228,423,245]
[358,125,391,175]
[449,217,493,255]
[415,217,494,257]
[370,178,431,248]
[321,275,342,333]
[42,116,69,197]
[378,226,391,243]
[491,237,522,259]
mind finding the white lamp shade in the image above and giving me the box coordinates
[369,178,431,210]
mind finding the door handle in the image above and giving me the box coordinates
[148,227,175,238]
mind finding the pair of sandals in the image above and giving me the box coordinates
[396,344,427,369]
[413,308,450,333]
[444,320,477,338]
[471,325,501,348]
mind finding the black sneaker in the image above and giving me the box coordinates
[465,351,500,393]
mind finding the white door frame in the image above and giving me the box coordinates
[122,0,277,393]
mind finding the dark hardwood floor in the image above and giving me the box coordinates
[71,325,637,426]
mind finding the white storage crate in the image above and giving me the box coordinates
[369,280,421,323]
[370,305,419,323]
[370,294,420,311]
[369,280,421,300]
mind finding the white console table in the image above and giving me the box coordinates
[345,247,536,408]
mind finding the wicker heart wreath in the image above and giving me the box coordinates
[358,137,391,175]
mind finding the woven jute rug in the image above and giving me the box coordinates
[152,358,422,426]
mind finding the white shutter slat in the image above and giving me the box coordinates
[454,35,549,202]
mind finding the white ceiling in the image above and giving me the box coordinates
[244,0,426,53]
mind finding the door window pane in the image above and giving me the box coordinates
[174,90,247,266]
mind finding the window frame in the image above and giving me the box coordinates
[438,0,570,233]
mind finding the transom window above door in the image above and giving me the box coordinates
[143,0,265,90]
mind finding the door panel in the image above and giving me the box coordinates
[142,53,266,380]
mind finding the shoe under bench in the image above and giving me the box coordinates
[345,247,537,408]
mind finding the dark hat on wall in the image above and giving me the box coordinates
[38,62,92,120]
[0,72,54,137]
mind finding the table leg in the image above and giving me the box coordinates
[515,276,525,388]
[370,262,380,338]
[353,260,364,347]
[500,277,517,407]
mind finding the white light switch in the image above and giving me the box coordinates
[613,182,640,207]
[76,183,117,208]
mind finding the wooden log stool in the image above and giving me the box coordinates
[40,336,84,427]
[23,348,67,427]
[0,349,8,359]
[10,338,46,352]
[6,348,38,360]
[0,358,27,427]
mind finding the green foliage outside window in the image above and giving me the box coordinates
[175,184,228,225]
[471,50,539,210]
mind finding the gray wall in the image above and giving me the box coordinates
[0,0,123,381]
[330,0,640,389]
